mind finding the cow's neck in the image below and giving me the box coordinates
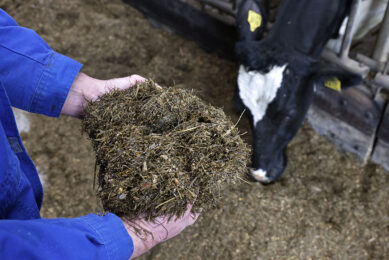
[268,0,350,59]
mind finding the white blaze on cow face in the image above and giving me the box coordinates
[237,65,287,126]
[250,168,269,183]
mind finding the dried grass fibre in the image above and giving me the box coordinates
[82,81,249,220]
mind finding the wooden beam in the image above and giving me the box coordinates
[123,0,237,59]
[307,86,382,161]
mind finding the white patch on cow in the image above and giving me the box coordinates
[250,168,269,182]
[237,65,287,126]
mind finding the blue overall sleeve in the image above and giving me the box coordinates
[0,9,134,259]
[0,8,82,117]
[0,213,134,260]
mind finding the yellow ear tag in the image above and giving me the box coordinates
[324,77,342,92]
[247,10,262,32]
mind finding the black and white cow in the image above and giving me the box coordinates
[235,0,362,183]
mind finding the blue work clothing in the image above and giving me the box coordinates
[0,9,133,259]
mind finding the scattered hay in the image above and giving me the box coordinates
[82,81,249,220]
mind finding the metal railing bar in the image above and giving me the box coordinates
[340,0,361,60]
[373,3,389,63]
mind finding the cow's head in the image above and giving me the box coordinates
[235,41,361,183]
[234,0,360,184]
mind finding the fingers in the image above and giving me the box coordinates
[104,74,147,92]
[170,203,199,225]
[185,189,201,222]
[127,74,147,87]
[184,204,201,224]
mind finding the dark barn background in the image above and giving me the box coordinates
[1,0,389,259]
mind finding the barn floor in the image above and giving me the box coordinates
[2,0,389,259]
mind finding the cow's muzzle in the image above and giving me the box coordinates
[249,151,287,184]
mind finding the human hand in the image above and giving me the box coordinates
[122,205,199,259]
[61,72,146,118]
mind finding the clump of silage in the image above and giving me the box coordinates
[82,81,249,220]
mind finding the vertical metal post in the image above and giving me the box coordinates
[373,3,389,63]
[340,0,360,60]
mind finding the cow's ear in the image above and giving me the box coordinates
[236,0,268,41]
[312,65,362,92]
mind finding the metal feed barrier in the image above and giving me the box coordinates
[124,0,389,171]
